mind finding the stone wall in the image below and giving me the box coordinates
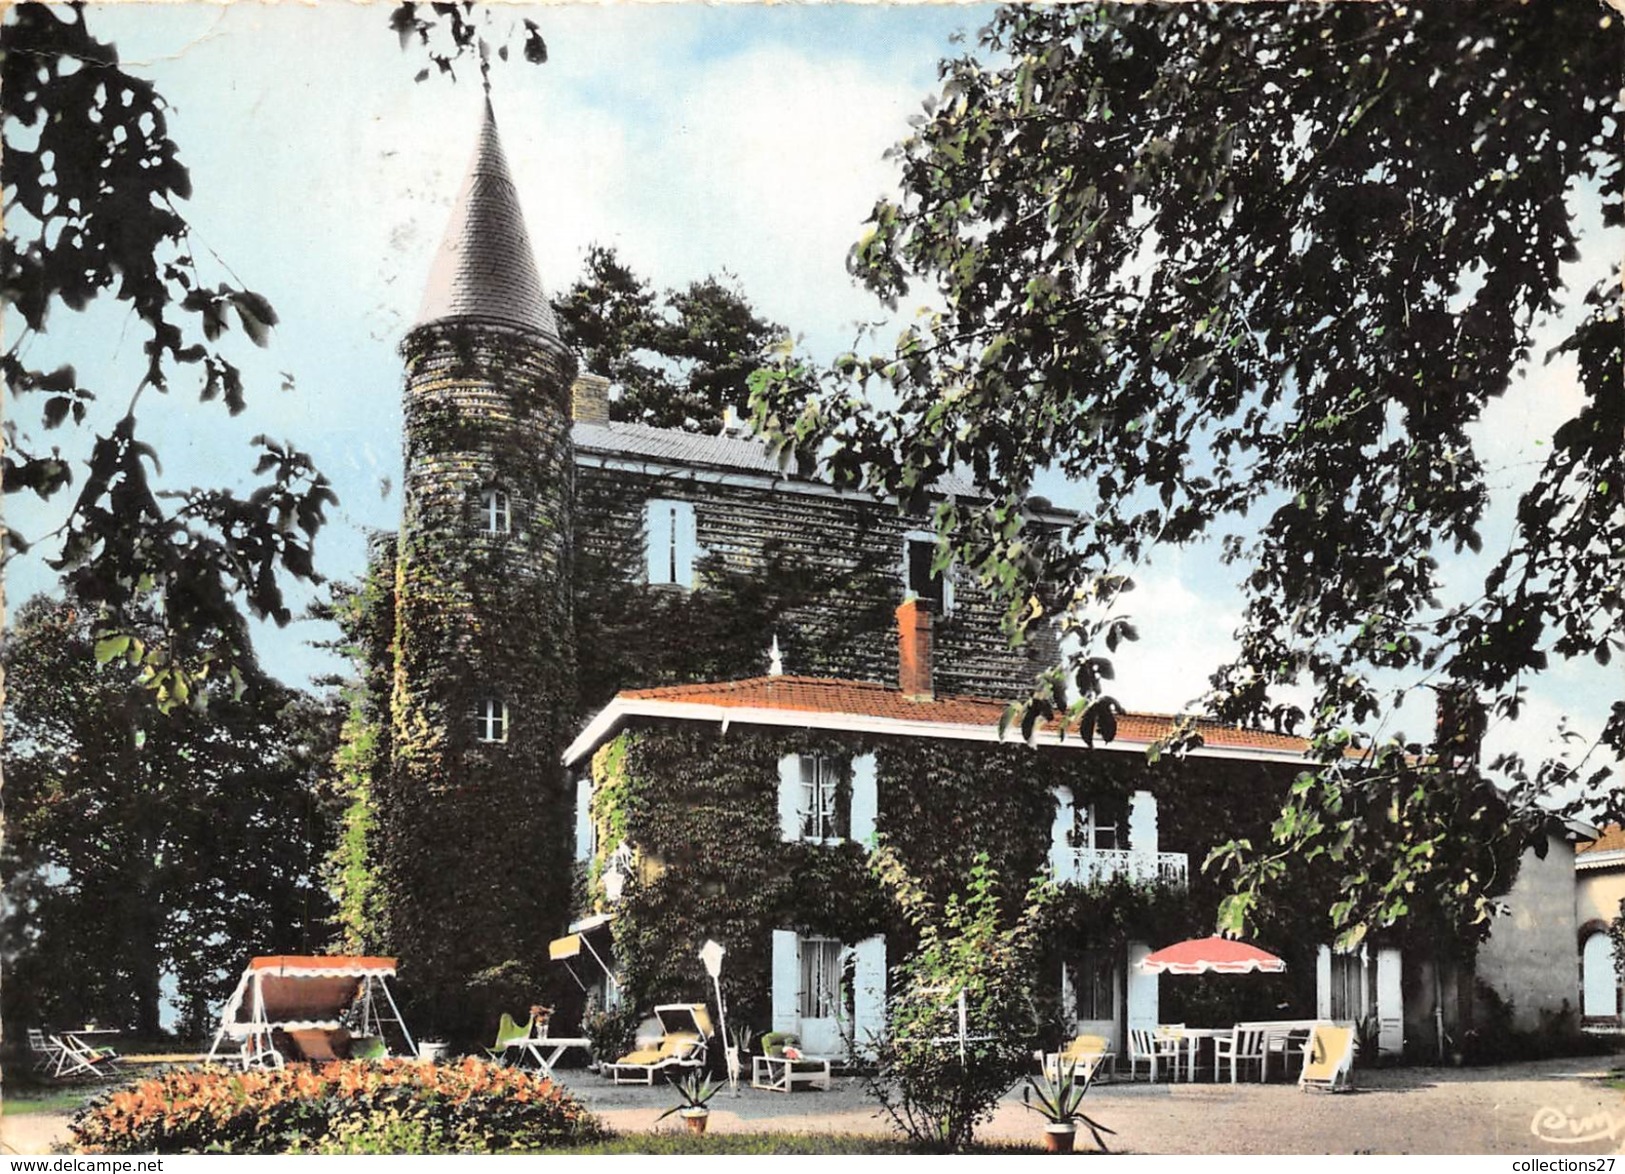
[575,464,1060,702]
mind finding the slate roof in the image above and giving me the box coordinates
[416,100,559,341]
[572,419,982,497]
[603,675,1318,757]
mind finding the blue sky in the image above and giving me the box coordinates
[5,2,1617,813]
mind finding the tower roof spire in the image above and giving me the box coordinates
[415,98,558,341]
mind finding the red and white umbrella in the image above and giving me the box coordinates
[1138,936,1286,975]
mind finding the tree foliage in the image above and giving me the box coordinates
[748,1,1623,945]
[389,1,548,86]
[2,596,338,1037]
[557,244,790,433]
[1,3,335,706]
[865,847,1051,1153]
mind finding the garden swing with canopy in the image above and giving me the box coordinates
[207,955,416,1069]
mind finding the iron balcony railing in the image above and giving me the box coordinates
[1058,847,1189,888]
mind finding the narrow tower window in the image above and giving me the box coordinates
[473,699,509,744]
[481,488,511,534]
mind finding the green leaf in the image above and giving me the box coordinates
[94,635,131,663]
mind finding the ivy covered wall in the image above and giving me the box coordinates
[323,535,397,954]
[588,723,887,1035]
[585,719,1305,1038]
[575,466,1061,707]
[382,321,579,1038]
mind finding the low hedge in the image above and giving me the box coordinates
[71,1058,605,1154]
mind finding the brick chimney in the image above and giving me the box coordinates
[1433,684,1486,768]
[897,598,933,701]
[571,371,610,424]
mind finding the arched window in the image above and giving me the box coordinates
[473,699,509,744]
[1582,930,1620,1019]
[480,487,511,534]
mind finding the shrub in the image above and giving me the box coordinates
[70,1058,605,1154]
[580,993,641,1064]
[864,847,1053,1153]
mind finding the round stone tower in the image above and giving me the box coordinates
[386,99,577,1027]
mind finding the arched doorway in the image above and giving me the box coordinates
[1581,931,1619,1019]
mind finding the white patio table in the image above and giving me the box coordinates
[503,1035,592,1078]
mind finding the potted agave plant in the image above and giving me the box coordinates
[657,1071,720,1135]
[1022,1061,1115,1154]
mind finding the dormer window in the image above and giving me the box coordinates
[481,488,511,535]
[473,699,509,744]
[645,499,698,588]
[904,531,954,615]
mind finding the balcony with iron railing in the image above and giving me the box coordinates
[1054,847,1189,889]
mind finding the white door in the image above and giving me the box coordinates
[1583,933,1619,1018]
[851,936,886,1059]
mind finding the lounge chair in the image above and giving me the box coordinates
[1299,1022,1355,1092]
[1214,1025,1268,1082]
[601,1003,713,1085]
[1043,1034,1115,1083]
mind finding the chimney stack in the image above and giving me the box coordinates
[572,371,611,424]
[897,598,933,701]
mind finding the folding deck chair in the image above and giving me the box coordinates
[1299,1022,1356,1092]
[44,1032,123,1080]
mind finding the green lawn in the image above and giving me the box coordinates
[2,1087,98,1117]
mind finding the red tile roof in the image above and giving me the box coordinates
[1578,824,1625,856]
[617,675,1317,756]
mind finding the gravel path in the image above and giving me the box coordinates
[563,1056,1625,1154]
[5,1056,1620,1154]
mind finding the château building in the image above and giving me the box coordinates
[365,100,1591,1060]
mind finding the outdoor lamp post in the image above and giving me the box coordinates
[699,939,739,1096]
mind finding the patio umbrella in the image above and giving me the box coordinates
[1138,936,1286,975]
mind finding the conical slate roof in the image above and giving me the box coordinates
[415,99,559,341]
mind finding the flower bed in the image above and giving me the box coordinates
[71,1058,605,1154]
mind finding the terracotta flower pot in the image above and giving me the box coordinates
[681,1108,710,1135]
[1043,1124,1077,1153]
